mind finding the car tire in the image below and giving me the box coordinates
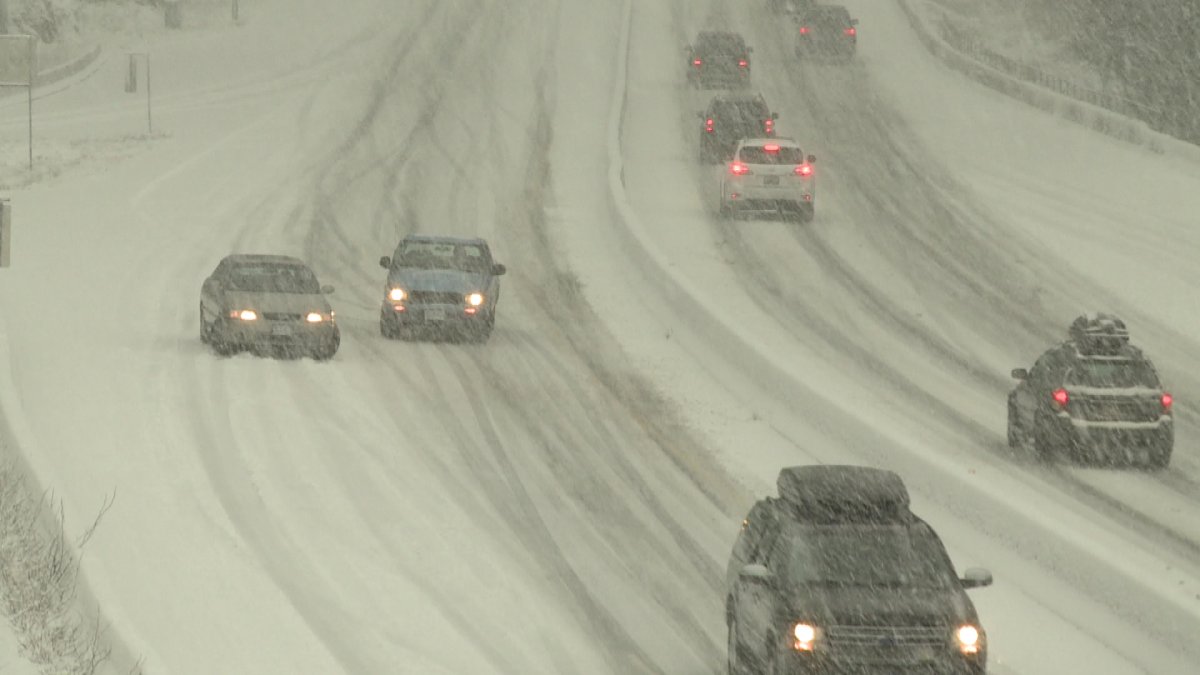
[1006,398,1022,449]
[199,303,211,344]
[1033,422,1062,464]
[720,198,734,219]
[1146,444,1172,470]
[796,202,815,223]
[312,333,339,361]
[726,616,745,675]
[380,319,398,340]
[211,333,235,357]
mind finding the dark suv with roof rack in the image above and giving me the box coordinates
[726,466,992,675]
[687,31,753,89]
[1008,313,1174,468]
[699,93,779,163]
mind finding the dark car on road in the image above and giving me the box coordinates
[795,5,859,62]
[687,31,753,90]
[1008,314,1174,468]
[727,466,992,675]
[200,254,340,360]
[699,93,778,163]
[379,235,506,342]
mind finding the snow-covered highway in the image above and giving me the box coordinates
[0,0,1197,673]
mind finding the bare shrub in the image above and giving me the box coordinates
[0,462,116,674]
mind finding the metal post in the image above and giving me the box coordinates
[232,0,239,22]
[145,53,152,134]
[0,198,10,268]
[26,36,32,170]
[0,0,9,34]
[126,52,152,134]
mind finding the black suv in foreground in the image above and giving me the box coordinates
[727,466,992,675]
[699,93,778,162]
[687,31,753,89]
[1008,314,1174,468]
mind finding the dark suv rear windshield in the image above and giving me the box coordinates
[1068,360,1160,388]
[739,146,805,164]
[804,8,852,26]
[696,33,746,53]
[777,523,957,589]
[713,101,768,123]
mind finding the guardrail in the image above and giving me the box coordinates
[933,18,1162,127]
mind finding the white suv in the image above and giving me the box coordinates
[719,138,816,222]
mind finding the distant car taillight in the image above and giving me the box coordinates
[799,26,810,35]
[1162,392,1173,411]
[845,27,856,36]
[730,162,752,176]
[1051,388,1069,409]
[705,118,714,133]
[738,59,748,68]
[693,58,702,67]
[764,119,774,134]
[794,164,813,177]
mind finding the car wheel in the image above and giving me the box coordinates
[1006,398,1022,448]
[719,198,734,219]
[797,202,814,223]
[380,318,399,340]
[199,303,211,344]
[211,334,235,357]
[726,615,746,675]
[312,334,339,361]
[1033,423,1062,464]
[1146,444,1172,470]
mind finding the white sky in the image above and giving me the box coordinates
[0,0,1197,673]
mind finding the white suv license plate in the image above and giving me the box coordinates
[763,175,780,186]
[425,308,446,322]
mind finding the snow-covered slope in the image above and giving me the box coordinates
[0,0,1197,673]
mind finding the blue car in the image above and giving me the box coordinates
[378,235,506,342]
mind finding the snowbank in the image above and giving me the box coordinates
[897,0,1200,165]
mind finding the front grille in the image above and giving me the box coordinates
[262,312,303,321]
[408,291,462,305]
[1075,397,1160,423]
[825,625,947,648]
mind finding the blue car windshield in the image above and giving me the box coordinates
[396,242,490,273]
[227,265,320,294]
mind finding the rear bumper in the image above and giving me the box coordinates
[1043,414,1174,454]
[796,40,856,59]
[724,180,814,206]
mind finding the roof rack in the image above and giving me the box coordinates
[1069,313,1129,356]
[776,466,912,524]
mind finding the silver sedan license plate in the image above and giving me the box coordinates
[271,324,293,336]
[425,308,446,322]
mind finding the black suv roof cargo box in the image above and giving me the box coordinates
[1069,313,1130,355]
[777,465,911,523]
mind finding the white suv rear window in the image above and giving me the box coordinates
[739,146,805,164]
